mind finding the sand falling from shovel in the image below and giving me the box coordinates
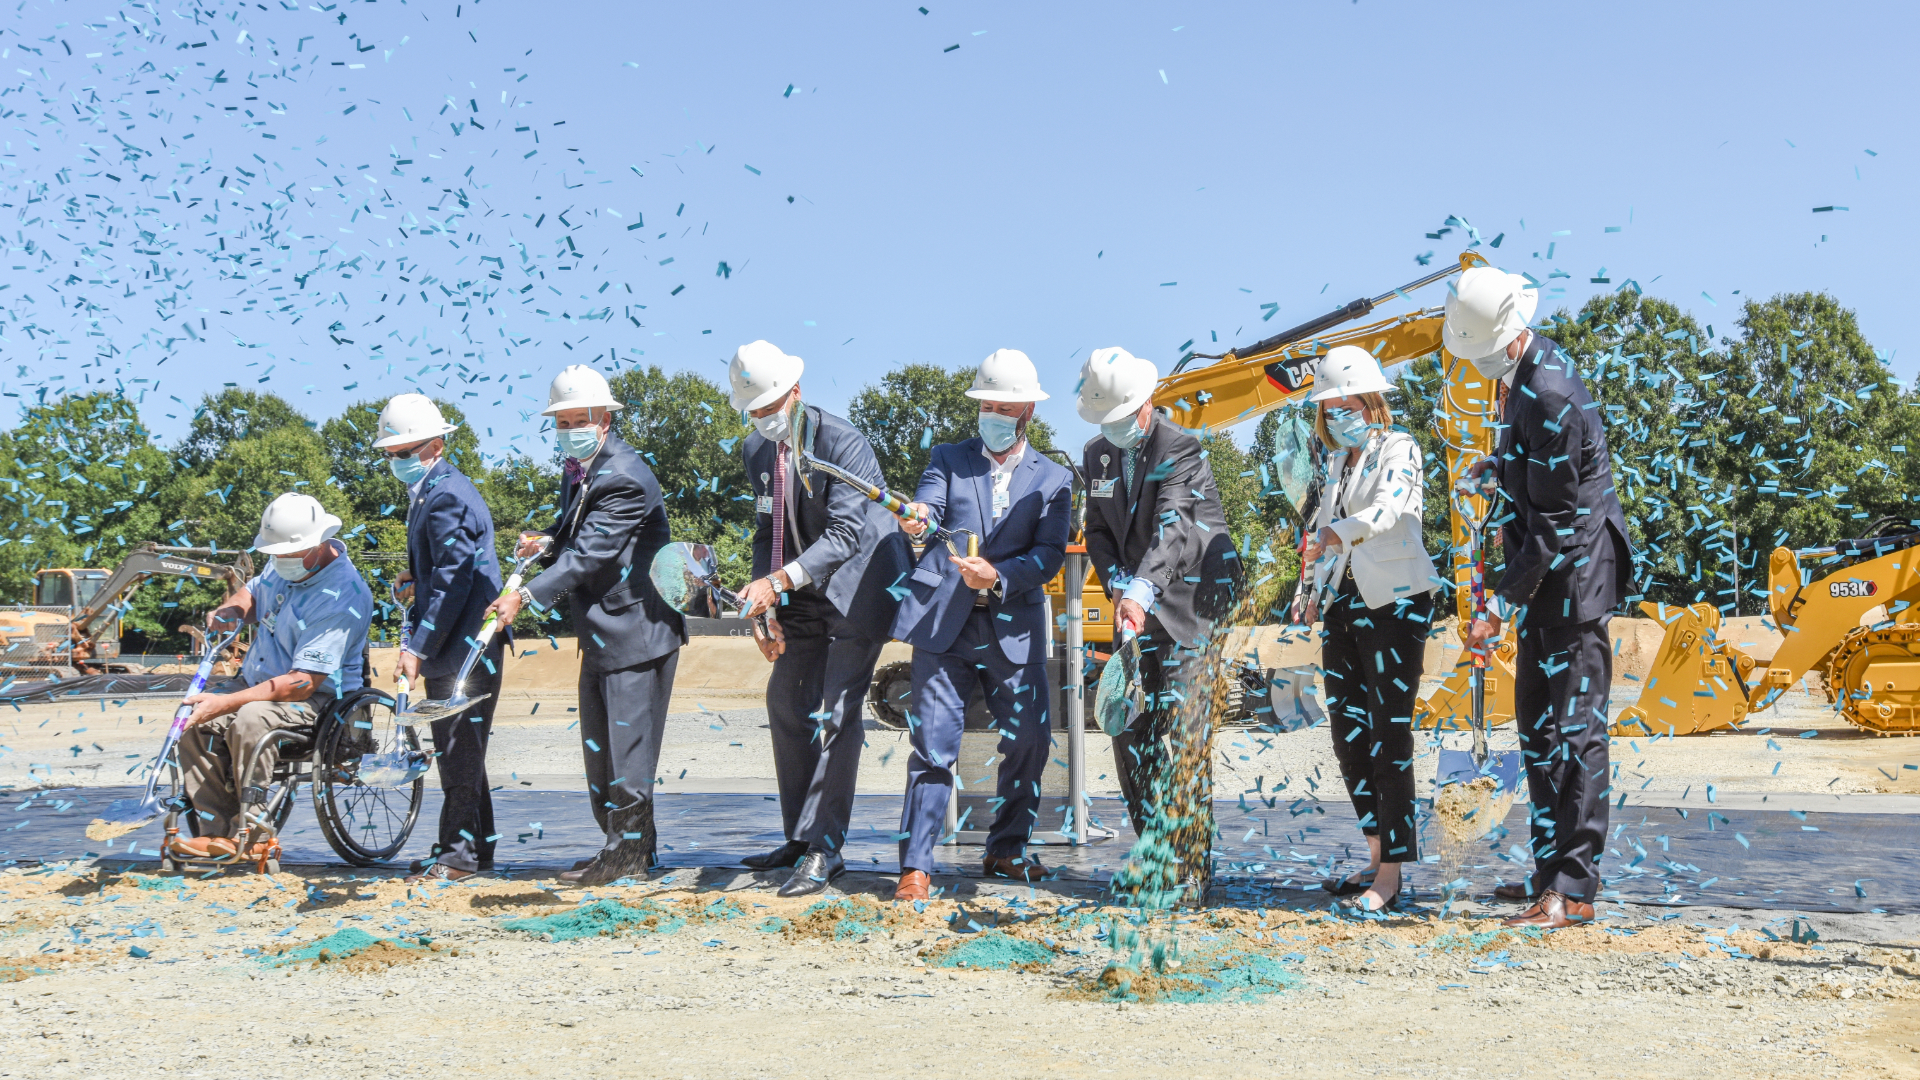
[1433,776,1516,902]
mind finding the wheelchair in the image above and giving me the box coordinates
[158,686,427,874]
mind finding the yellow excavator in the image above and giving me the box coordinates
[1134,250,1517,731]
[0,543,252,676]
[1613,523,1920,737]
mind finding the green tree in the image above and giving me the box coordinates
[607,365,752,549]
[1704,292,1917,608]
[847,363,1057,494]
[172,388,309,471]
[0,393,174,627]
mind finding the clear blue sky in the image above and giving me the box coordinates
[4,0,1914,457]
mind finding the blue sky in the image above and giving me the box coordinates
[4,1,1913,457]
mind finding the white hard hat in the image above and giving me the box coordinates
[727,340,804,412]
[1308,345,1395,402]
[1443,266,1540,361]
[253,492,343,555]
[966,349,1049,403]
[540,364,625,416]
[1075,347,1159,424]
[371,393,458,448]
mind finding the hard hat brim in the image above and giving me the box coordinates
[539,399,625,416]
[965,388,1050,403]
[730,383,791,412]
[371,422,459,449]
[1308,374,1394,402]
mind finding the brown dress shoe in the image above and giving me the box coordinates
[169,836,238,859]
[982,854,1047,882]
[894,870,930,901]
[1501,890,1594,929]
[1493,881,1537,902]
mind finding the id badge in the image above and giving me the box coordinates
[993,488,1010,514]
[756,495,774,515]
[1090,478,1117,499]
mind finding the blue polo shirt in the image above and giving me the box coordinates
[240,542,373,697]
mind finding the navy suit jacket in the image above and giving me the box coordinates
[744,404,911,642]
[404,457,504,679]
[890,439,1072,666]
[1495,333,1634,626]
[525,432,687,672]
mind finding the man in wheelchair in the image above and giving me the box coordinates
[167,493,374,861]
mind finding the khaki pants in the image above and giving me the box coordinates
[179,699,317,837]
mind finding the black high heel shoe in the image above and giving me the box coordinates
[1337,883,1405,914]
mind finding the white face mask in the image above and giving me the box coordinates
[1470,348,1520,382]
[753,408,790,442]
[273,555,315,583]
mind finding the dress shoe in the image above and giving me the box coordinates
[169,836,238,859]
[1492,880,1537,902]
[1337,888,1403,915]
[1321,871,1377,897]
[1501,890,1594,929]
[743,840,809,871]
[894,870,930,901]
[982,854,1048,882]
[559,847,655,886]
[405,862,478,884]
[777,850,844,898]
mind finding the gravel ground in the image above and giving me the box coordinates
[0,864,1915,1078]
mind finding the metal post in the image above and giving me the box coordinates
[1065,548,1087,844]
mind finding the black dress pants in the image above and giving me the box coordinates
[1321,576,1432,864]
[425,639,504,872]
[1514,616,1612,903]
[1110,629,1212,865]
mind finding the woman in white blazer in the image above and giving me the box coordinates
[1299,345,1437,913]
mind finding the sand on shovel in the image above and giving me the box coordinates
[1433,775,1515,904]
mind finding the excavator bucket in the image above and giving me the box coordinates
[1414,638,1518,731]
[1611,602,1755,737]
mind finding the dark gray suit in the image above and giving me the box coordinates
[744,405,911,854]
[1081,418,1242,860]
[525,431,687,863]
[1495,333,1633,904]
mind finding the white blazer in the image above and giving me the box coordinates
[1307,429,1437,611]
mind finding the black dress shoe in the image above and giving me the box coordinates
[1321,871,1377,897]
[743,840,809,871]
[559,847,655,886]
[777,850,844,898]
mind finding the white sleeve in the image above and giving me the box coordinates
[1327,435,1422,547]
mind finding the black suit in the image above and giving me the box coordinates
[526,431,687,865]
[1081,418,1242,868]
[1494,333,1633,904]
[744,405,911,854]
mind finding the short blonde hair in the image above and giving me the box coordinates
[1315,393,1392,452]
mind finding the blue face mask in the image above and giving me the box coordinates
[387,453,430,485]
[1101,415,1146,450]
[557,426,604,461]
[977,412,1022,453]
[1326,408,1370,449]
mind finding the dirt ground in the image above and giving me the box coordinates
[0,863,1916,1078]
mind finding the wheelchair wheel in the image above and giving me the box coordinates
[311,689,424,866]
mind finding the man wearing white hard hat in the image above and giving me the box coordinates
[1445,265,1632,929]
[171,493,374,861]
[727,339,912,897]
[484,365,687,885]
[374,393,506,883]
[1077,347,1241,902]
[886,349,1073,900]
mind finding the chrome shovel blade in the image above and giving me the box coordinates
[356,749,434,788]
[401,692,489,724]
[85,794,167,841]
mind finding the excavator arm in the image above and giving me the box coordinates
[1145,251,1518,731]
[67,543,253,663]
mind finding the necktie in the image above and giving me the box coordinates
[1123,446,1138,502]
[772,441,788,572]
[562,457,586,488]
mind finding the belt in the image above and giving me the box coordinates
[972,593,990,610]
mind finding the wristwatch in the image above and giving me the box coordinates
[517,585,536,608]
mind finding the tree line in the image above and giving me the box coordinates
[0,288,1904,653]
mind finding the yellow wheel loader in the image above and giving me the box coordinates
[1614,523,1920,737]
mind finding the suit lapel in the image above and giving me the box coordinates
[965,441,994,542]
[1091,439,1129,553]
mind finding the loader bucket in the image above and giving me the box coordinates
[1611,601,1755,737]
[1414,638,1517,731]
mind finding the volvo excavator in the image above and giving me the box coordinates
[0,543,253,677]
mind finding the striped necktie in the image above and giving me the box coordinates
[772,441,788,571]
